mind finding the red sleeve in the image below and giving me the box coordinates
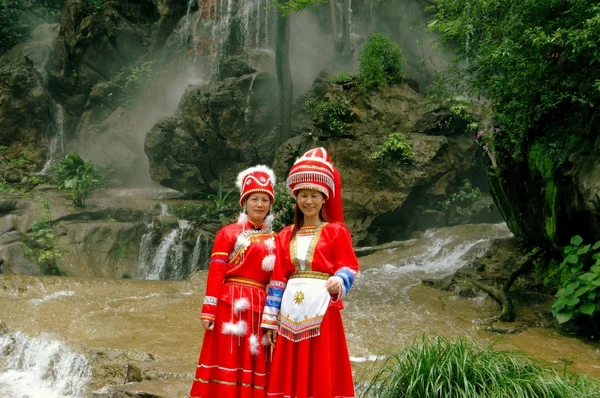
[271,227,296,283]
[330,224,359,274]
[200,226,235,321]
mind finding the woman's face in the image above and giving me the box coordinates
[296,189,325,218]
[246,193,271,224]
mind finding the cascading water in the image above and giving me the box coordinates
[346,223,514,359]
[0,328,91,398]
[38,104,64,175]
[137,220,192,280]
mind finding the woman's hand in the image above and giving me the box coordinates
[202,319,214,330]
[325,277,340,296]
[265,329,277,347]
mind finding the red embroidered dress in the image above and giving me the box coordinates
[262,222,359,398]
[190,220,276,398]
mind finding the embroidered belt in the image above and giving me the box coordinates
[223,277,266,290]
[289,270,330,280]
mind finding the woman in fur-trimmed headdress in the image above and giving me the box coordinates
[190,165,276,398]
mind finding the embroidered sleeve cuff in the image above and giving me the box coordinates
[203,296,218,306]
[334,267,356,295]
[200,314,215,321]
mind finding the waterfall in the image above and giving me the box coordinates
[137,220,192,280]
[159,203,172,216]
[244,73,258,123]
[0,329,91,398]
[38,104,64,176]
[190,233,203,272]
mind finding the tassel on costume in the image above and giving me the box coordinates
[249,334,260,355]
[261,254,276,271]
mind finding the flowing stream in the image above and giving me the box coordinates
[0,223,598,397]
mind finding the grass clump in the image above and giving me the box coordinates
[359,335,600,398]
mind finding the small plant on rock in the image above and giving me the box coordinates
[52,153,102,207]
[370,133,415,167]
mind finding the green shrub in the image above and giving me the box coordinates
[304,96,352,136]
[272,182,295,232]
[547,235,600,336]
[52,153,102,207]
[359,335,600,398]
[329,72,353,85]
[358,33,404,92]
[370,133,414,166]
[437,179,483,215]
[23,198,63,275]
[0,0,63,54]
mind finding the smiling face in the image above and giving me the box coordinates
[296,189,326,220]
[245,193,271,225]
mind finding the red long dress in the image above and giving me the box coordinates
[262,222,359,398]
[190,220,276,398]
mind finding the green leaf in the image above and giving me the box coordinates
[577,244,591,255]
[556,310,573,324]
[592,241,600,250]
[579,302,596,316]
[570,235,584,246]
[566,253,579,264]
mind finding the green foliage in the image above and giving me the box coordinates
[0,0,63,54]
[272,182,295,232]
[52,154,102,207]
[273,0,326,16]
[437,179,483,216]
[429,0,600,165]
[87,0,102,12]
[547,236,600,334]
[172,177,236,225]
[358,33,404,92]
[304,96,352,136]
[103,61,161,108]
[200,176,235,214]
[329,72,353,85]
[0,145,36,181]
[24,197,63,275]
[358,335,600,397]
[370,133,415,167]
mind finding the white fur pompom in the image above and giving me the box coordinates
[221,320,248,336]
[237,212,249,225]
[264,237,276,252]
[263,214,274,229]
[249,334,260,355]
[234,297,250,314]
[236,234,251,249]
[262,254,276,272]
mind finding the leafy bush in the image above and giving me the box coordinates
[359,335,600,397]
[548,235,600,336]
[304,96,352,136]
[370,133,414,166]
[272,182,295,232]
[0,0,63,54]
[329,72,353,85]
[437,179,483,215]
[23,198,63,275]
[358,33,404,92]
[52,154,102,207]
[429,0,600,165]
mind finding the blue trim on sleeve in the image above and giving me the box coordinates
[335,267,355,293]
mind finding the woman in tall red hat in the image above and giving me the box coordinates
[261,148,359,398]
[190,165,277,398]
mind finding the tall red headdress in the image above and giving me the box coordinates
[286,147,345,223]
